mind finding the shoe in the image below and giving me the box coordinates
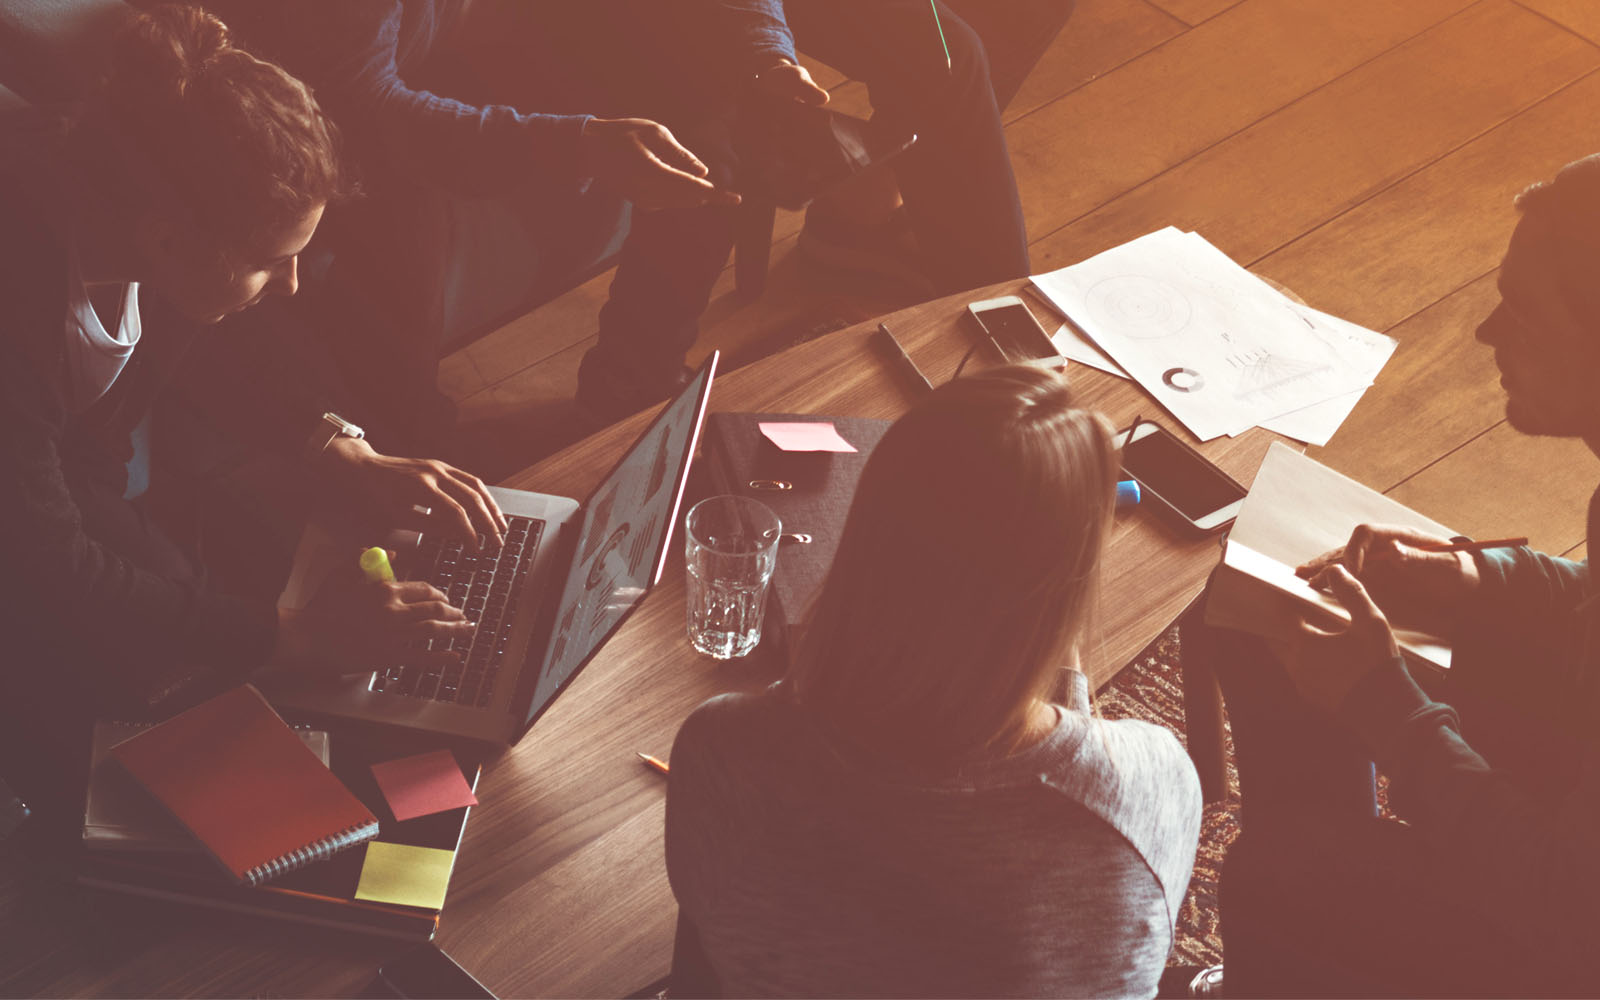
[796,206,935,296]
[1188,964,1224,998]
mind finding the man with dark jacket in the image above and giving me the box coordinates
[1201,154,1600,996]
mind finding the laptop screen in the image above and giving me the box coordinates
[518,356,717,734]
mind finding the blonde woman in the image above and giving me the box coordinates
[665,365,1202,998]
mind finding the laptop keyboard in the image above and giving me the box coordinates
[372,515,543,706]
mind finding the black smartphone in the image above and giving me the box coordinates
[965,295,1059,363]
[375,944,495,999]
[1120,421,1247,534]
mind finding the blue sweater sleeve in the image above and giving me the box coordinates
[715,1,799,77]
[226,1,592,197]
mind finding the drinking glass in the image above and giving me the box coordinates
[684,496,781,659]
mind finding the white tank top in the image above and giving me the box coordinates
[64,243,141,413]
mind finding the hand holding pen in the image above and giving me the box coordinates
[1295,523,1503,636]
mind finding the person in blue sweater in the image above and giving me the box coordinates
[1197,154,1600,996]
[193,0,1070,438]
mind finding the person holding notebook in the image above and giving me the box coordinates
[0,4,502,837]
[1189,155,1600,996]
[664,366,1202,997]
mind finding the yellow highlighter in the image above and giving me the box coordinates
[359,546,395,584]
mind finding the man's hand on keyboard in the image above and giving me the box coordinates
[320,437,508,550]
[271,566,475,677]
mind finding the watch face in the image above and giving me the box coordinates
[324,413,362,439]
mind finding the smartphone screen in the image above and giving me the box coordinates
[970,302,1056,361]
[1122,428,1246,521]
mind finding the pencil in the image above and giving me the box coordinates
[1415,536,1528,554]
[635,752,670,776]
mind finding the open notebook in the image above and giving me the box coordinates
[1205,442,1454,674]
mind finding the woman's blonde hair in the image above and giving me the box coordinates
[789,364,1118,770]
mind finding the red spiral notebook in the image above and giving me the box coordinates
[111,684,379,886]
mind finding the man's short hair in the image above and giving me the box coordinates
[1511,155,1600,330]
[1515,154,1600,219]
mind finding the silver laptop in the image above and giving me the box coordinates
[268,354,717,747]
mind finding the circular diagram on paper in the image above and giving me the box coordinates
[1085,275,1193,340]
[1162,367,1205,393]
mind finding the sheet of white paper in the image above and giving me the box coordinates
[1255,302,1396,443]
[1032,228,1377,440]
[1255,388,1368,446]
[1047,319,1128,378]
[1216,442,1454,669]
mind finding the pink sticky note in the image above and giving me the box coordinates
[370,749,478,822]
[758,421,858,453]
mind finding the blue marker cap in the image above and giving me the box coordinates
[1116,480,1141,508]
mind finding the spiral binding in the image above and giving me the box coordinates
[241,820,380,887]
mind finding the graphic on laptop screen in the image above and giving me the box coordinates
[527,368,706,723]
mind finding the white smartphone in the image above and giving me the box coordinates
[1120,421,1247,534]
[965,295,1060,363]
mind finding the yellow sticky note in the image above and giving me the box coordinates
[354,842,456,910]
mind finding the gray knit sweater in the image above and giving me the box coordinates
[664,676,1202,998]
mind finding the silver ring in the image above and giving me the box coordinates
[412,504,433,517]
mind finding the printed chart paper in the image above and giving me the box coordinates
[1033,228,1392,441]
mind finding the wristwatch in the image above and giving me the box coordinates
[306,411,365,462]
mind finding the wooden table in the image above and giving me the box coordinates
[5,280,1279,997]
[447,279,1281,997]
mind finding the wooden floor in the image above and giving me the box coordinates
[445,0,1600,559]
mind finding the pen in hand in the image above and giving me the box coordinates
[1413,536,1528,554]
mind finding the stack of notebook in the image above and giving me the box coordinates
[77,685,479,940]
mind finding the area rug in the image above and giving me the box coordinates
[1095,624,1233,969]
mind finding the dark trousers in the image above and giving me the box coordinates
[580,0,1037,406]
[319,2,1057,434]
[1191,623,1590,996]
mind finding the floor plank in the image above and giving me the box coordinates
[458,268,612,392]
[1310,273,1503,491]
[1005,0,1184,120]
[1007,0,1474,239]
[1256,67,1600,334]
[1516,0,1600,44]
[1031,0,1600,271]
[1386,422,1598,554]
[1143,0,1244,27]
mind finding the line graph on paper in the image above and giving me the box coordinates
[1226,348,1334,403]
